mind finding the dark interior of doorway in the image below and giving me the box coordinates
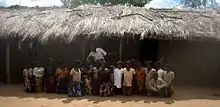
[140,39,158,63]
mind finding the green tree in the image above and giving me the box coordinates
[180,0,217,8]
[61,0,152,7]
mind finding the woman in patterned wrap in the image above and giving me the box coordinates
[55,61,69,94]
[33,61,44,92]
[23,67,33,92]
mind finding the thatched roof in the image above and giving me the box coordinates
[0,5,220,42]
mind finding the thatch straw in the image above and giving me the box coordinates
[0,5,220,42]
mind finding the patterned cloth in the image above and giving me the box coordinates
[23,68,33,92]
[68,82,82,97]
[55,68,69,94]
[136,67,145,94]
[136,79,144,94]
[33,67,44,78]
[100,82,114,97]
[33,67,44,92]
[83,77,92,95]
[35,77,43,92]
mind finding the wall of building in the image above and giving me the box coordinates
[5,36,122,84]
[0,39,6,83]
[158,40,220,87]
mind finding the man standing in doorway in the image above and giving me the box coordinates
[87,46,107,63]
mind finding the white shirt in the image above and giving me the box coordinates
[157,68,165,79]
[33,67,44,78]
[145,68,156,87]
[148,78,168,92]
[23,68,28,77]
[88,48,107,61]
[164,71,175,85]
[23,68,33,77]
[70,68,81,82]
[113,68,123,88]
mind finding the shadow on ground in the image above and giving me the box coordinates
[0,84,220,104]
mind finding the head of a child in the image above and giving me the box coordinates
[125,60,132,70]
[116,61,122,69]
[74,60,81,69]
[153,73,158,80]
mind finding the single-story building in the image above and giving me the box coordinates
[0,5,220,87]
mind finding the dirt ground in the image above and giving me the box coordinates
[0,85,220,107]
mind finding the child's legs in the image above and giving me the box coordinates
[123,86,127,96]
[127,86,132,96]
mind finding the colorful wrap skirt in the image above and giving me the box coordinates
[35,77,43,92]
[83,78,92,95]
[68,81,82,97]
[136,79,144,94]
[24,77,31,92]
[100,82,114,97]
[45,76,56,93]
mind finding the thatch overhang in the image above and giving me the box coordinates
[0,5,220,43]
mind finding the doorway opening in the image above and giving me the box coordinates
[140,39,158,63]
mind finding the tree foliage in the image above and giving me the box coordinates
[180,0,217,8]
[61,0,152,7]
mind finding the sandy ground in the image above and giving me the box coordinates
[0,85,220,107]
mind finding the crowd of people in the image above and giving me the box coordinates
[23,57,175,98]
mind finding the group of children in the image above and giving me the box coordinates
[23,58,175,97]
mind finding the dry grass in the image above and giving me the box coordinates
[0,5,220,43]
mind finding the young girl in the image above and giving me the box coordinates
[135,62,145,95]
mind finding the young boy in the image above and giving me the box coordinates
[164,64,175,97]
[113,61,123,95]
[155,62,165,80]
[144,61,156,95]
[147,73,168,97]
[122,60,136,96]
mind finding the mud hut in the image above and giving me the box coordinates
[0,5,220,86]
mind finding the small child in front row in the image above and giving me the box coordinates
[147,73,168,97]
[122,60,136,96]
[164,64,175,97]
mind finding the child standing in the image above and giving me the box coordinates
[122,60,136,96]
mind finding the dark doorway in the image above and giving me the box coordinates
[140,39,158,63]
